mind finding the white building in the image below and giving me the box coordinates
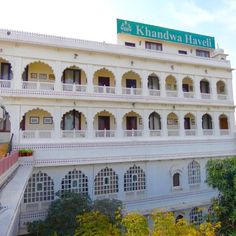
[0,19,235,235]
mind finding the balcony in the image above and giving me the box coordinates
[94,86,115,94]
[22,81,54,90]
[21,130,52,139]
[185,129,197,136]
[183,92,194,98]
[150,130,161,136]
[122,87,142,95]
[201,93,211,99]
[166,90,178,97]
[217,94,227,100]
[62,83,87,93]
[149,89,160,96]
[61,130,86,138]
[220,129,229,135]
[0,80,11,88]
[95,130,116,137]
[124,129,142,137]
[203,129,213,136]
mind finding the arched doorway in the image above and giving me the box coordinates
[167,112,179,136]
[122,71,142,95]
[20,108,54,139]
[61,110,87,138]
[22,61,55,90]
[123,111,143,136]
[0,57,13,88]
[61,66,87,92]
[149,112,161,136]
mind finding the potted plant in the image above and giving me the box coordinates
[18,149,33,157]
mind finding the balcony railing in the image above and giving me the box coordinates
[203,129,213,135]
[185,129,196,136]
[22,81,54,90]
[183,91,194,98]
[167,129,179,136]
[0,151,19,176]
[94,86,115,94]
[124,129,142,137]
[0,80,11,88]
[217,94,227,100]
[201,93,211,99]
[149,89,161,96]
[166,90,178,97]
[149,130,161,136]
[21,130,52,139]
[122,87,142,95]
[61,130,86,138]
[95,130,116,137]
[62,83,87,93]
[220,129,229,135]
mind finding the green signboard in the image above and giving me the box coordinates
[117,19,215,49]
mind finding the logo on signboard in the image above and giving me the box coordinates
[120,21,132,33]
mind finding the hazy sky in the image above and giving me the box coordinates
[0,0,235,102]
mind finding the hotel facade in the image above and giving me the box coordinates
[0,19,235,235]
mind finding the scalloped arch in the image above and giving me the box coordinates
[21,60,55,77]
[60,64,87,79]
[122,70,142,80]
[20,108,53,123]
[60,109,87,123]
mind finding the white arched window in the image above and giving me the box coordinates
[94,167,118,195]
[189,207,203,225]
[24,171,54,203]
[188,161,201,185]
[124,165,146,192]
[61,169,88,194]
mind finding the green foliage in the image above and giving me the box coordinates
[27,192,92,236]
[206,156,236,235]
[74,211,121,236]
[93,198,122,225]
[122,212,149,236]
[27,193,123,236]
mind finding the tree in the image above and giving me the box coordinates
[93,198,122,225]
[122,212,149,236]
[74,211,120,236]
[206,156,236,235]
[27,192,92,236]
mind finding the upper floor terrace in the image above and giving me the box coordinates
[0,59,233,105]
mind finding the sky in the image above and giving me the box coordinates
[0,0,235,103]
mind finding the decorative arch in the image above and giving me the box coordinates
[122,70,142,89]
[93,110,116,131]
[148,73,160,90]
[184,113,196,130]
[149,112,161,130]
[188,160,201,185]
[0,57,13,84]
[60,109,86,130]
[94,167,118,195]
[24,171,54,203]
[202,113,212,129]
[22,60,55,82]
[0,106,11,133]
[124,165,146,192]
[20,108,54,131]
[219,114,228,130]
[165,75,177,90]
[216,80,226,94]
[61,65,87,86]
[200,78,210,93]
[93,67,115,87]
[122,111,143,131]
[182,76,193,92]
[60,169,88,195]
